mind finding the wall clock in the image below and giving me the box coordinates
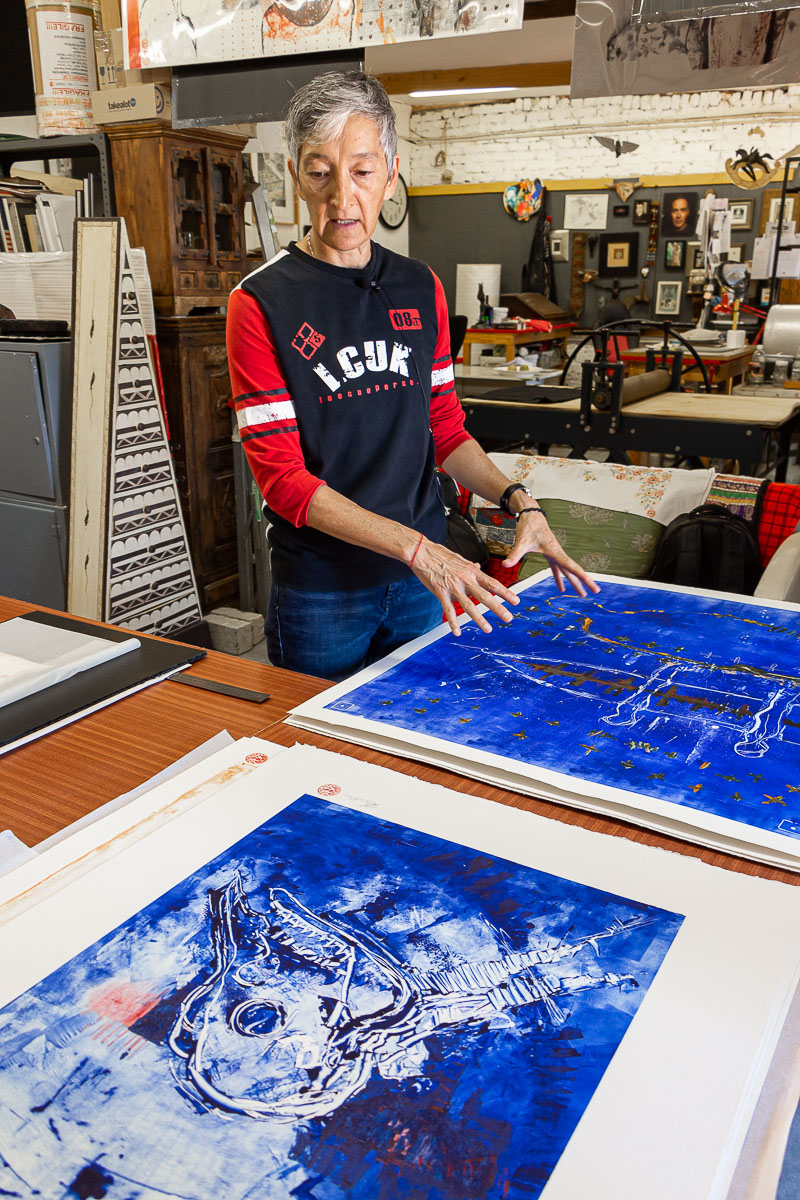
[380,174,408,228]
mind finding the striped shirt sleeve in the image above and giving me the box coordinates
[428,270,473,465]
[226,287,325,527]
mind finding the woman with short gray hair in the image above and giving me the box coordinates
[227,71,597,680]
[285,70,397,174]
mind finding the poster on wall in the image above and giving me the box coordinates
[123,0,524,70]
[571,0,800,98]
[291,573,800,870]
[2,742,800,1198]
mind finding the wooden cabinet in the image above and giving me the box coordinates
[156,315,238,609]
[107,121,247,315]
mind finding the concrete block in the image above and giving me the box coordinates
[211,606,265,645]
[206,612,254,656]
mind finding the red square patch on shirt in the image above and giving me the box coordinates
[389,308,422,331]
[292,322,325,358]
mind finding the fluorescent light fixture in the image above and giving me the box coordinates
[408,86,519,98]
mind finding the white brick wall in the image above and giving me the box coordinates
[409,86,800,186]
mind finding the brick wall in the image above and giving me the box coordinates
[409,86,800,186]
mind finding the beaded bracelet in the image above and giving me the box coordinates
[515,506,547,520]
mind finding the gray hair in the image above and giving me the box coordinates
[285,71,397,175]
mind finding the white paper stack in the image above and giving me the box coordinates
[0,251,73,321]
[0,618,139,709]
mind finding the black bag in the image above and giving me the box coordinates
[437,472,491,569]
[648,503,762,595]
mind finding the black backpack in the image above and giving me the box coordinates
[436,472,491,569]
[649,503,762,595]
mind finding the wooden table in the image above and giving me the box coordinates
[621,343,754,393]
[462,325,570,367]
[2,593,797,893]
[0,596,322,845]
[461,387,800,480]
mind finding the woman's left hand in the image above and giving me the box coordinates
[502,510,601,597]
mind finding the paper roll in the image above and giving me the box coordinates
[456,264,502,328]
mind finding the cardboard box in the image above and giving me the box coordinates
[98,0,123,32]
[91,82,172,125]
[94,28,170,90]
[94,28,129,89]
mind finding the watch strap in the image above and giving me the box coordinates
[499,482,532,516]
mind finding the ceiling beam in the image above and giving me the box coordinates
[377,61,572,96]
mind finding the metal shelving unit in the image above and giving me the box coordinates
[767,154,800,308]
[0,132,115,215]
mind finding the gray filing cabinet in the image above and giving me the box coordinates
[0,338,72,607]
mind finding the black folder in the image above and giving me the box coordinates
[1,611,205,755]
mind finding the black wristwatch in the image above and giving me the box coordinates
[499,482,532,516]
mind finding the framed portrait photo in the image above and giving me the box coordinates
[664,240,685,270]
[598,231,639,277]
[729,200,753,230]
[661,191,699,238]
[655,279,683,316]
[632,199,651,225]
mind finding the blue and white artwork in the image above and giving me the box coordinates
[324,577,800,838]
[0,794,681,1199]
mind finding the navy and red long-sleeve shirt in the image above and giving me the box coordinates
[226,241,472,589]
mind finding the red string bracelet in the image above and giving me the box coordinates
[410,533,424,565]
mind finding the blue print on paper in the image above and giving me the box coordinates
[327,578,800,836]
[0,795,681,1200]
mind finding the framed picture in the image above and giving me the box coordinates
[727,244,745,263]
[632,199,651,225]
[730,200,753,230]
[251,121,294,223]
[549,228,569,262]
[684,242,703,275]
[655,279,683,316]
[661,191,699,237]
[613,204,630,217]
[768,195,797,224]
[598,231,639,277]
[562,193,609,230]
[664,240,685,270]
[687,271,706,295]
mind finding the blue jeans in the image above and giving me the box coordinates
[266,577,443,682]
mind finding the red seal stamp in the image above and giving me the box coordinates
[317,783,341,797]
[244,752,269,765]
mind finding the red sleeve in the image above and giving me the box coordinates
[428,270,473,465]
[226,287,325,527]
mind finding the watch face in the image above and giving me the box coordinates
[380,174,408,229]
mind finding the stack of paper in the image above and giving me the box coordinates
[0,251,73,321]
[0,740,798,1198]
[0,617,139,708]
[290,573,800,871]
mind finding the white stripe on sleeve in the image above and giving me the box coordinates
[237,399,296,429]
[431,364,455,388]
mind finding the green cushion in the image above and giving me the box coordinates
[500,498,665,580]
